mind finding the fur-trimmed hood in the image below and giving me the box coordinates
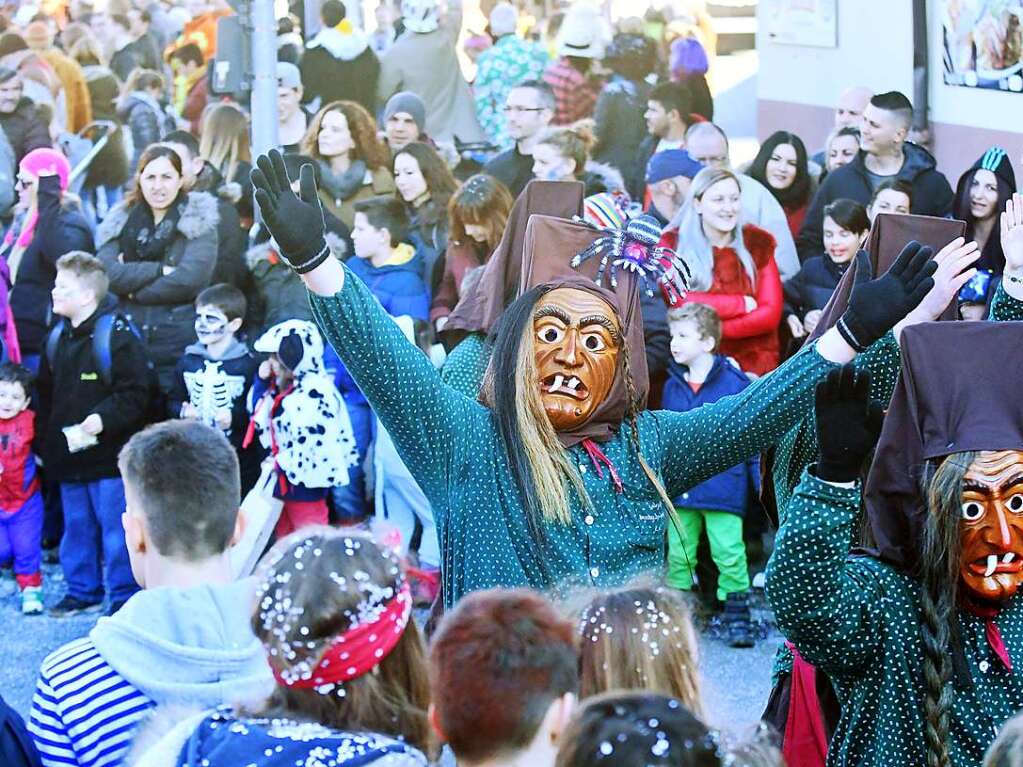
[245,231,347,271]
[581,160,627,197]
[306,24,370,61]
[96,191,220,250]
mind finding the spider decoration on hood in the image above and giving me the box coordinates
[571,214,691,306]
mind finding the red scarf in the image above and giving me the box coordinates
[272,582,413,689]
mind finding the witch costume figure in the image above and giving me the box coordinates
[768,323,1023,767]
[250,149,948,606]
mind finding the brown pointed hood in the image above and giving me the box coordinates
[863,321,1023,573]
[514,214,648,448]
[806,213,966,344]
[442,180,586,344]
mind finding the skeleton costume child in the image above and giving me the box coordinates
[768,324,1023,767]
[247,320,358,535]
[249,149,941,606]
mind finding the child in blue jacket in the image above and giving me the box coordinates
[663,302,760,648]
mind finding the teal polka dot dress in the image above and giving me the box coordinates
[310,263,838,606]
[767,469,1023,767]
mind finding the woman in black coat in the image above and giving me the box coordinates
[96,145,218,393]
[3,147,93,370]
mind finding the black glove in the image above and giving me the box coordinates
[250,149,329,274]
[837,241,936,352]
[814,365,885,483]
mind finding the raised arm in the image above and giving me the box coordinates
[251,151,485,500]
[657,240,944,497]
[766,366,888,677]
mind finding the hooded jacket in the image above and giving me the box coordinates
[592,74,653,199]
[663,356,760,516]
[97,191,219,392]
[249,320,358,494]
[118,91,175,174]
[796,143,955,260]
[29,579,273,767]
[954,147,1017,274]
[0,98,50,163]
[299,25,381,115]
[783,254,851,320]
[6,175,94,355]
[36,295,153,482]
[346,244,431,321]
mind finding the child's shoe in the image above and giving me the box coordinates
[21,586,43,615]
[49,594,102,617]
[724,591,756,648]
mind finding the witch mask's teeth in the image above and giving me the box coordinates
[551,374,564,392]
[567,377,580,391]
[1004,553,1016,564]
[985,554,998,578]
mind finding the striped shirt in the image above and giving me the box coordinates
[28,638,154,767]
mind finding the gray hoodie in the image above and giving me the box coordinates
[89,578,274,708]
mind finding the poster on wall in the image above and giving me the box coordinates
[763,0,838,48]
[943,0,1023,92]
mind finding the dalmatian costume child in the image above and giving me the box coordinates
[248,320,358,536]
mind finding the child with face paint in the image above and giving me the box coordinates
[168,284,265,495]
[768,323,1023,767]
[247,320,358,537]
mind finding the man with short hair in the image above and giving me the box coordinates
[299,0,380,114]
[683,122,801,281]
[168,42,207,136]
[29,421,273,767]
[107,14,142,82]
[483,79,555,198]
[809,85,873,167]
[473,2,549,150]
[275,62,307,153]
[797,91,954,259]
[430,589,577,767]
[0,68,51,163]
[636,80,692,201]
[126,7,163,72]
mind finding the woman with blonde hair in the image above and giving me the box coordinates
[199,102,254,221]
[674,166,783,376]
[532,121,626,200]
[300,100,394,227]
[430,174,513,331]
[577,586,704,718]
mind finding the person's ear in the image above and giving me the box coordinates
[228,317,243,334]
[428,703,447,742]
[548,692,577,744]
[701,335,716,353]
[379,226,392,249]
[122,509,147,555]
[229,508,246,547]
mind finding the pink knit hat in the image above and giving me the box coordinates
[20,147,71,191]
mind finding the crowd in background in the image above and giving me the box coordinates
[0,0,1020,766]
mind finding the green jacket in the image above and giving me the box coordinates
[311,264,838,605]
[439,332,490,398]
[767,469,1023,767]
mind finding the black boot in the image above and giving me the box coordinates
[724,591,755,648]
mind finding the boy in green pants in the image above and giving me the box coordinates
[662,303,760,647]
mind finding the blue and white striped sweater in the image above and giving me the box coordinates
[29,638,154,767]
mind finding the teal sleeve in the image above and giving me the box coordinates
[439,334,491,399]
[654,342,836,500]
[990,281,1023,321]
[309,266,488,501]
[765,469,885,679]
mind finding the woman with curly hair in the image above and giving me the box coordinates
[301,100,395,228]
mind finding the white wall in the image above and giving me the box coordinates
[756,1,914,109]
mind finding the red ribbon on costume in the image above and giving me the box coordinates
[272,582,413,689]
[581,438,624,494]
[782,642,828,767]
[962,598,1013,673]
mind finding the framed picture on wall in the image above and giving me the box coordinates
[943,0,1023,91]
[763,0,838,48]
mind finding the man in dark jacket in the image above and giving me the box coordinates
[37,253,152,617]
[0,69,51,163]
[483,79,555,199]
[299,0,380,114]
[797,91,954,260]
